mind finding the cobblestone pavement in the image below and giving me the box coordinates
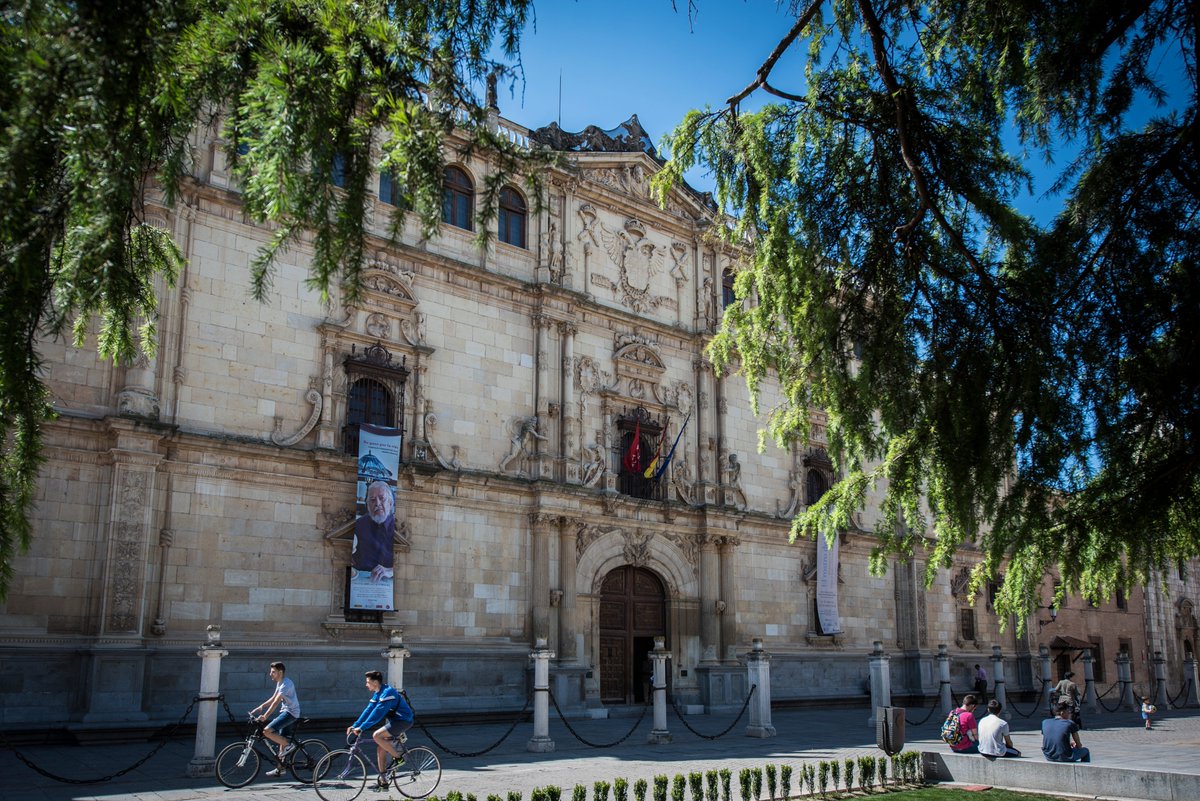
[3,703,1198,801]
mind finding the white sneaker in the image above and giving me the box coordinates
[265,767,284,777]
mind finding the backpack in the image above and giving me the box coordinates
[940,709,964,747]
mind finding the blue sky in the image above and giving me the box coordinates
[493,1,1190,217]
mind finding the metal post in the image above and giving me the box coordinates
[1081,649,1098,714]
[384,628,410,690]
[937,644,953,715]
[647,636,673,744]
[990,646,1009,720]
[1184,656,1200,708]
[868,641,892,727]
[527,638,556,752]
[1153,652,1169,708]
[744,638,775,738]
[187,625,228,777]
[1115,651,1136,710]
[1039,645,1053,714]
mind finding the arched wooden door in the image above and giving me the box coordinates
[599,566,667,705]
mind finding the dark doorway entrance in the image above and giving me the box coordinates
[598,565,666,705]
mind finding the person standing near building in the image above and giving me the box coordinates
[1042,701,1090,762]
[1141,696,1156,730]
[250,662,301,777]
[978,700,1021,758]
[973,663,988,702]
[348,670,414,791]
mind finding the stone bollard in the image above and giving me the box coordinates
[744,638,775,738]
[187,625,228,777]
[1184,656,1200,708]
[868,641,891,728]
[647,636,673,744]
[384,628,410,691]
[937,644,953,715]
[1153,652,1169,708]
[1039,645,1053,714]
[1081,649,1098,714]
[1116,651,1136,710]
[527,637,556,752]
[991,646,1010,719]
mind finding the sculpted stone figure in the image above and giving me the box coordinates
[499,415,547,472]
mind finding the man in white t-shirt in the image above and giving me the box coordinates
[250,662,302,776]
[977,699,1021,758]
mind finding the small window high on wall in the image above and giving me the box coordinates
[498,186,527,248]
[442,165,473,230]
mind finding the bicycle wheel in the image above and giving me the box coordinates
[393,746,442,799]
[290,738,331,783]
[215,741,261,788]
[314,749,368,801]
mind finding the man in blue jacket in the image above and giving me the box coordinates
[348,670,415,789]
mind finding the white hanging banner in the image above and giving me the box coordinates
[349,424,402,611]
[816,533,842,634]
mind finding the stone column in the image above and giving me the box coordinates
[1039,645,1053,713]
[527,638,556,752]
[717,536,740,661]
[745,639,776,738]
[558,523,579,663]
[1116,651,1136,710]
[647,636,673,744]
[1183,656,1200,708]
[693,358,710,489]
[699,533,719,664]
[937,644,953,715]
[187,626,228,777]
[560,322,579,483]
[384,629,411,690]
[1152,652,1169,708]
[531,514,554,643]
[1081,649,1098,714]
[990,646,1009,720]
[868,641,892,727]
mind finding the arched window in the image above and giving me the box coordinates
[442,165,473,230]
[344,377,394,455]
[806,469,829,507]
[498,186,527,247]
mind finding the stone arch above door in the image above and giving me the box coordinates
[576,525,698,599]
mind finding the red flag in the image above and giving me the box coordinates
[622,420,642,472]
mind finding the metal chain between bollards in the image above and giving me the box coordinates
[665,684,755,740]
[1166,679,1192,707]
[0,695,204,785]
[546,687,648,748]
[402,689,531,758]
[1003,692,1042,719]
[1095,681,1127,712]
[905,682,949,726]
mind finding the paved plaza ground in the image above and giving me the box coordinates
[3,702,1198,801]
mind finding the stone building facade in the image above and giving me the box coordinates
[1,109,1194,731]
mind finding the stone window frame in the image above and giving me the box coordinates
[442,164,474,230]
[498,185,527,248]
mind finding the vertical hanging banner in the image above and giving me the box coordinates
[350,424,402,611]
[816,533,843,635]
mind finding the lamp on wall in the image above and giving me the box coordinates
[1038,605,1059,631]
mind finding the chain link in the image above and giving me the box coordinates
[1003,693,1041,719]
[1166,678,1192,706]
[904,682,949,726]
[1095,681,1127,712]
[547,687,648,747]
[0,695,206,785]
[403,689,531,758]
[665,684,754,740]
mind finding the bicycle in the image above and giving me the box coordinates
[215,714,331,788]
[314,730,442,801]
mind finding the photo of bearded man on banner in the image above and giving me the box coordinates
[350,424,402,611]
[354,480,395,580]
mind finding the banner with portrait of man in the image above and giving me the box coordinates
[349,424,402,611]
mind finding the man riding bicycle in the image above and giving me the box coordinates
[348,670,414,791]
[250,662,301,777]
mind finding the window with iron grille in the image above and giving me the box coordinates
[342,343,407,456]
[960,607,976,641]
[614,408,666,501]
